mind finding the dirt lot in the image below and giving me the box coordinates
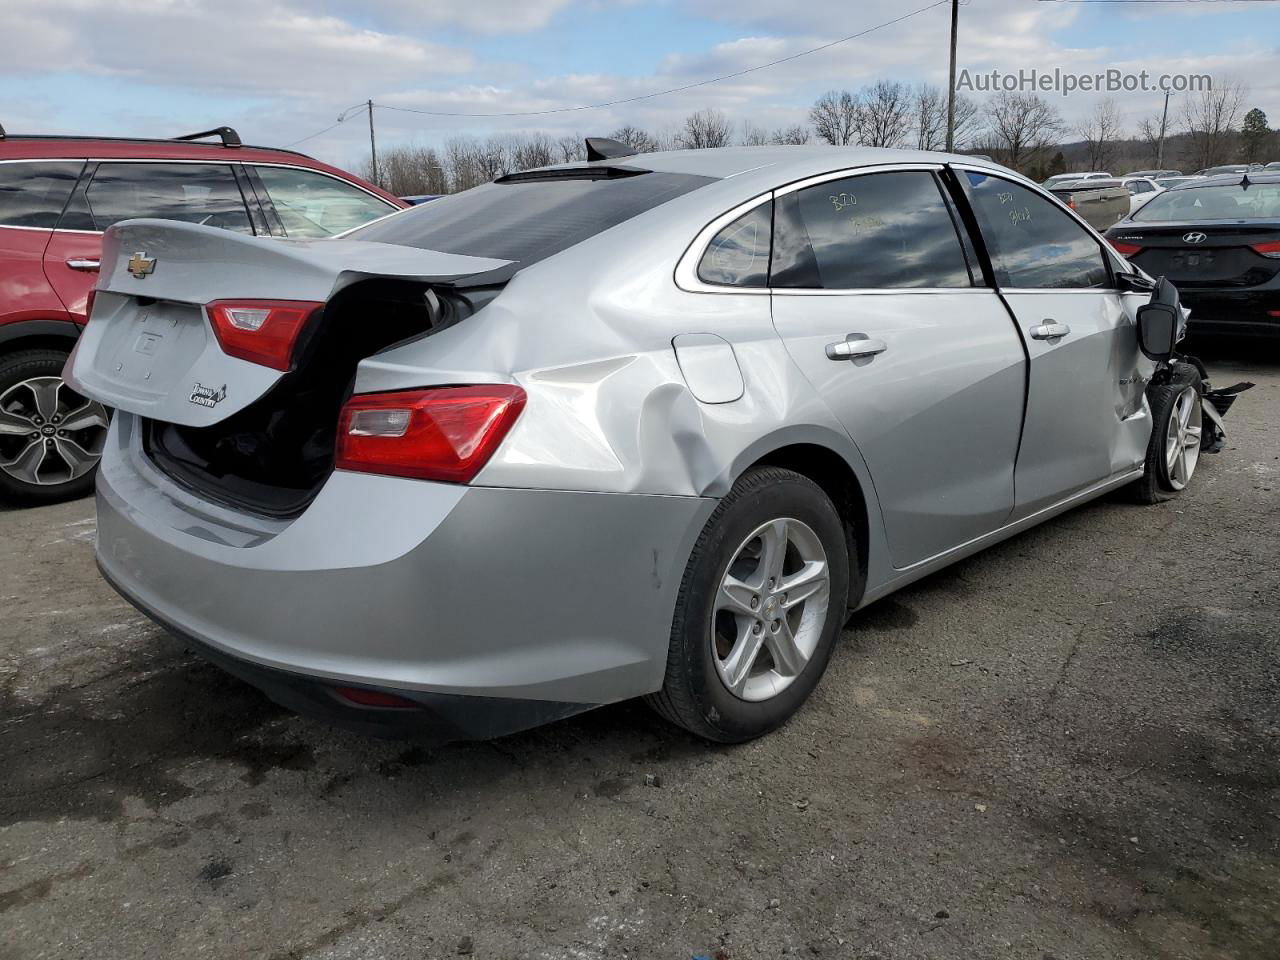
[2,347,1278,960]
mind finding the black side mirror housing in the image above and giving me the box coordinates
[1116,271,1156,293]
[1136,277,1182,361]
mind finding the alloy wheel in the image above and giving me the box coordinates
[0,376,109,487]
[711,517,831,702]
[1164,386,1202,491]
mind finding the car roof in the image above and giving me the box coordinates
[0,134,404,205]
[547,144,1015,186]
[1166,172,1280,189]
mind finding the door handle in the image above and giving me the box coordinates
[65,258,100,272]
[1029,322,1071,341]
[826,335,888,361]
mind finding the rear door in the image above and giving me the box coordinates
[0,160,83,325]
[769,166,1026,568]
[45,161,256,322]
[958,168,1147,517]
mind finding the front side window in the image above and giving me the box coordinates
[697,201,771,287]
[0,161,82,229]
[78,163,252,233]
[965,172,1108,289]
[771,171,973,289]
[254,166,395,238]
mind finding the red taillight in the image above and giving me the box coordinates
[1250,241,1280,258]
[206,299,322,371]
[335,385,526,484]
[1109,240,1144,256]
[332,686,421,709]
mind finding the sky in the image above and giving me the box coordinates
[2,0,1277,171]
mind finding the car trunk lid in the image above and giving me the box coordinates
[1108,221,1280,288]
[66,218,509,427]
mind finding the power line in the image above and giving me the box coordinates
[378,0,949,119]
[284,0,950,147]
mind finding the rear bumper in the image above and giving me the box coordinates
[95,414,714,735]
[1179,288,1280,337]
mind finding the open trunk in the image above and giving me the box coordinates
[67,219,510,516]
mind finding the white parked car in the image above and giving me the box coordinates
[1120,176,1164,215]
[1043,172,1111,190]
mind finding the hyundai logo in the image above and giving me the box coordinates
[1183,232,1208,244]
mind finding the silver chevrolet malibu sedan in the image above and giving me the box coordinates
[66,143,1227,743]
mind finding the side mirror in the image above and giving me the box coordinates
[1116,271,1156,293]
[1136,276,1182,361]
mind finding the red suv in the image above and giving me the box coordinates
[0,125,405,504]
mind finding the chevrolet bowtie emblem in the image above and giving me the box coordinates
[127,252,156,278]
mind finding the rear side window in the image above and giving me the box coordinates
[350,171,716,266]
[697,201,772,287]
[965,172,1108,289]
[0,161,82,229]
[771,171,973,289]
[253,166,394,238]
[73,163,252,233]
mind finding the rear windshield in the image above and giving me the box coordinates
[348,170,716,265]
[1133,182,1280,221]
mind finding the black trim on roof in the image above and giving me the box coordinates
[494,165,651,184]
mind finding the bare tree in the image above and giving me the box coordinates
[512,132,555,171]
[981,91,1063,173]
[369,144,447,196]
[912,84,978,151]
[609,125,659,153]
[740,123,770,146]
[854,80,911,148]
[443,136,484,192]
[556,134,586,164]
[1075,98,1123,171]
[1134,114,1166,167]
[677,108,732,149]
[771,125,811,145]
[810,90,858,146]
[1182,80,1247,169]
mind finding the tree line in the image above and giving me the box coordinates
[364,79,1275,195]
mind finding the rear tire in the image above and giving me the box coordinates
[0,349,107,506]
[1128,362,1203,505]
[646,466,852,743]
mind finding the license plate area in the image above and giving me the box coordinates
[92,299,211,402]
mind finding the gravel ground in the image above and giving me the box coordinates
[2,346,1277,960]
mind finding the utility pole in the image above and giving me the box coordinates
[1156,90,1171,168]
[945,0,960,152]
[367,99,379,187]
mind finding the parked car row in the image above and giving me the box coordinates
[0,124,404,503]
[58,140,1249,744]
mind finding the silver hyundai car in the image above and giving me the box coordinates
[66,143,1237,744]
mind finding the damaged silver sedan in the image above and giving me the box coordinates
[66,143,1245,743]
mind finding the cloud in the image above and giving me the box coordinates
[0,0,474,98]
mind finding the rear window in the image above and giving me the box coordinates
[1133,182,1280,221]
[348,170,715,265]
[0,161,82,229]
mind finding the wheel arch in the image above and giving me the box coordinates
[738,439,874,609]
[0,319,81,357]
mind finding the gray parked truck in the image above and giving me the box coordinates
[1048,178,1130,231]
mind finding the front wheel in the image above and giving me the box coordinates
[1128,363,1203,505]
[646,466,852,743]
[0,349,109,506]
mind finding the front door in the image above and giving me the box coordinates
[769,168,1026,569]
[958,168,1149,517]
